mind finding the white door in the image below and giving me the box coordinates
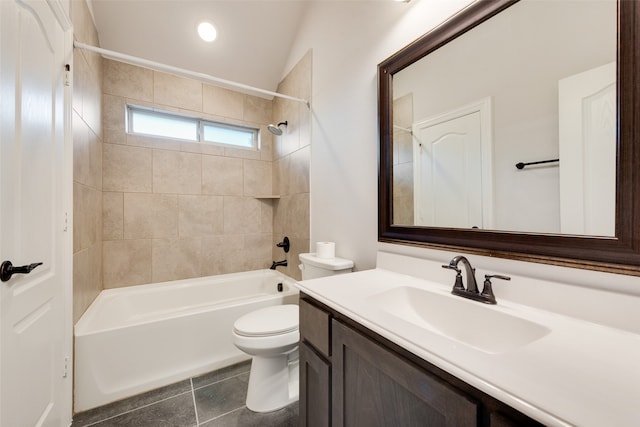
[413,99,493,229]
[559,62,616,236]
[1,0,72,426]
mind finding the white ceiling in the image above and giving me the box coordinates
[89,1,311,94]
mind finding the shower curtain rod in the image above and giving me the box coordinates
[73,42,310,109]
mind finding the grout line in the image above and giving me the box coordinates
[190,378,201,426]
[75,363,249,427]
[78,390,193,427]
[198,405,246,426]
[192,369,250,392]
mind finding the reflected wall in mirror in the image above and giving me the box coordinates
[378,0,640,274]
[391,0,616,236]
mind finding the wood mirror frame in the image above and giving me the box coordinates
[378,0,640,275]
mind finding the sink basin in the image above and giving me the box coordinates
[366,286,550,354]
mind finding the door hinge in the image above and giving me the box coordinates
[63,356,70,378]
[63,212,68,232]
[64,64,71,87]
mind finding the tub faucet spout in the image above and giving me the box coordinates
[270,260,287,270]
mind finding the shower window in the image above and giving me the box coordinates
[202,122,255,148]
[126,105,259,149]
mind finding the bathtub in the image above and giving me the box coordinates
[74,269,299,412]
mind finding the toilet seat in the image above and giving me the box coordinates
[233,304,299,337]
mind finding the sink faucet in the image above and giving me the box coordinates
[270,260,287,270]
[443,255,478,293]
[442,256,510,304]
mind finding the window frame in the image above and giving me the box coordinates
[126,104,260,150]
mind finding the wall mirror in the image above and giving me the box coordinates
[378,0,640,275]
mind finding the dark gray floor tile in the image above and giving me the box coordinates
[191,360,251,389]
[200,401,299,427]
[193,372,249,421]
[72,380,191,426]
[89,393,197,427]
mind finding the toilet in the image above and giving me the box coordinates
[232,252,353,413]
[298,252,354,280]
[232,304,300,413]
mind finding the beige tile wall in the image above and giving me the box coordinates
[72,23,311,294]
[272,51,313,280]
[72,0,103,323]
[392,93,414,225]
[102,58,280,288]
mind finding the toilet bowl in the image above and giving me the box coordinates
[232,304,300,412]
[232,252,353,413]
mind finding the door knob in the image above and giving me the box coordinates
[0,261,43,282]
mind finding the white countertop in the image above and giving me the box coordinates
[295,267,640,427]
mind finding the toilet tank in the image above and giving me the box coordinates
[299,253,354,280]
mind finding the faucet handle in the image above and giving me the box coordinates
[442,264,465,292]
[485,274,510,282]
[441,264,461,274]
[276,236,290,253]
[481,274,511,304]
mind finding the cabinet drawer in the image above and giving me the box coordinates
[300,298,332,357]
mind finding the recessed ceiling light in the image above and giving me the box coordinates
[197,21,217,42]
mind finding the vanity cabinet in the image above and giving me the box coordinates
[299,294,544,427]
[332,319,477,426]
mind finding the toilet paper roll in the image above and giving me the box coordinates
[316,242,335,259]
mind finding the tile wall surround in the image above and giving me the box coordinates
[392,93,414,225]
[101,50,311,286]
[102,59,272,287]
[71,0,103,323]
[272,50,312,280]
[72,0,311,308]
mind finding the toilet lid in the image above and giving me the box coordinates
[233,304,299,337]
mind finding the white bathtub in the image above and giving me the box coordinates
[74,269,299,412]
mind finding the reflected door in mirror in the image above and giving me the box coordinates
[559,62,616,236]
[414,111,482,228]
[395,97,493,229]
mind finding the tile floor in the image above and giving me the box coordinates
[71,361,299,426]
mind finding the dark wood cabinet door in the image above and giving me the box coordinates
[300,342,331,427]
[488,411,543,427]
[332,320,478,427]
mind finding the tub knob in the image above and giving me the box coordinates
[276,237,290,253]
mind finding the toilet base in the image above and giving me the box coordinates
[246,350,299,413]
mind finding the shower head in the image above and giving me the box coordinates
[267,121,288,136]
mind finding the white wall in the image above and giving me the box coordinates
[284,0,474,271]
[283,0,640,296]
